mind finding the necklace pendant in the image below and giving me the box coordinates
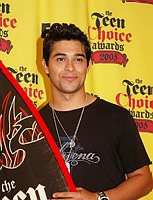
[70,140,75,148]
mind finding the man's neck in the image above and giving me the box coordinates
[50,92,95,111]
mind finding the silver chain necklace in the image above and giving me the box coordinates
[52,97,86,149]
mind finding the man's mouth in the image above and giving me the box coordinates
[62,75,77,82]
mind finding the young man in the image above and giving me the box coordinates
[39,23,153,200]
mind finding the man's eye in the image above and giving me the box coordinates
[57,57,65,61]
[76,58,83,62]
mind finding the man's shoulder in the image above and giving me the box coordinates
[97,97,128,112]
[39,103,50,113]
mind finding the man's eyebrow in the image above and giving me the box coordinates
[53,53,66,57]
[53,53,86,58]
[75,53,86,58]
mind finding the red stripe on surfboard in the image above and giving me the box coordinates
[0,60,76,192]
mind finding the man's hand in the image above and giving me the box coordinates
[52,187,98,200]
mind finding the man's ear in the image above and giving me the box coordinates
[86,59,92,74]
[42,59,49,74]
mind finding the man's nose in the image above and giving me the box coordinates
[65,59,75,71]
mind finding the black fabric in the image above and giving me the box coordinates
[39,97,151,192]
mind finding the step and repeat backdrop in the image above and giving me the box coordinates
[1,0,153,199]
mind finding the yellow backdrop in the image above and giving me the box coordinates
[1,1,153,199]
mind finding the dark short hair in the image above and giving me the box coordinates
[43,23,91,66]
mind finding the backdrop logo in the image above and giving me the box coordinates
[122,0,153,5]
[89,11,132,67]
[115,79,153,133]
[7,66,44,107]
[0,3,17,54]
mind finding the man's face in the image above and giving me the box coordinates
[43,40,89,95]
